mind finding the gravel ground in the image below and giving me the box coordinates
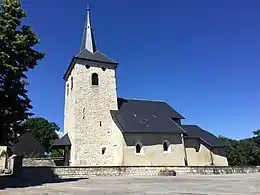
[0,173,260,194]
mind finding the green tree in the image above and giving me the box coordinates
[253,129,260,137]
[219,136,240,166]
[23,117,59,152]
[252,129,260,147]
[220,134,260,166]
[0,0,44,146]
[51,149,64,158]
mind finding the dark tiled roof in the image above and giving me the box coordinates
[182,125,226,148]
[11,132,45,157]
[50,133,71,149]
[110,98,186,133]
[76,49,117,64]
[63,49,118,80]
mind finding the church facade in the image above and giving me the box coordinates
[60,8,228,167]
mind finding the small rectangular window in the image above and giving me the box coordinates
[102,147,106,155]
[71,77,73,90]
[83,108,85,119]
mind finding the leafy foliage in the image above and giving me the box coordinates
[23,117,59,152]
[0,0,44,145]
[220,131,260,166]
[51,149,64,158]
[23,150,41,158]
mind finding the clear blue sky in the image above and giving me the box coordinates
[22,0,260,140]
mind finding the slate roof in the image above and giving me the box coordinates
[50,133,71,149]
[76,49,117,64]
[182,125,226,148]
[63,50,118,80]
[110,98,186,133]
[80,8,96,53]
[11,132,45,157]
[63,8,118,80]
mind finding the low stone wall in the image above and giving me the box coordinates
[22,158,55,167]
[51,166,260,178]
[15,159,260,179]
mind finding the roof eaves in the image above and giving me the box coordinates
[183,135,199,139]
[75,56,118,65]
[183,125,227,148]
[199,127,227,148]
[121,97,166,103]
[63,57,77,80]
[169,111,185,120]
[63,56,118,81]
[123,131,184,134]
[50,133,71,150]
[183,135,213,147]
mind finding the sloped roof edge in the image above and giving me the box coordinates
[182,125,226,148]
[50,133,71,150]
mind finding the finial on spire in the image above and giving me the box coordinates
[80,5,96,53]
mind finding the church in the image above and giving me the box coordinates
[53,8,228,167]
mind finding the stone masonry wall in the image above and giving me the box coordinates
[51,166,260,178]
[71,65,119,166]
[22,158,55,167]
[64,67,76,165]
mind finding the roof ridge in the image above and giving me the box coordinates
[118,97,167,103]
[183,124,214,133]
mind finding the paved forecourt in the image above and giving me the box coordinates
[1,173,260,195]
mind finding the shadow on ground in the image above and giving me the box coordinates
[0,167,85,190]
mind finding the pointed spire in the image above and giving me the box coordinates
[80,6,96,53]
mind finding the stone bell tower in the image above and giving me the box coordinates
[63,7,119,166]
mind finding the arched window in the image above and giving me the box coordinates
[195,145,200,152]
[135,141,144,155]
[162,140,170,152]
[92,73,99,85]
[136,143,141,154]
